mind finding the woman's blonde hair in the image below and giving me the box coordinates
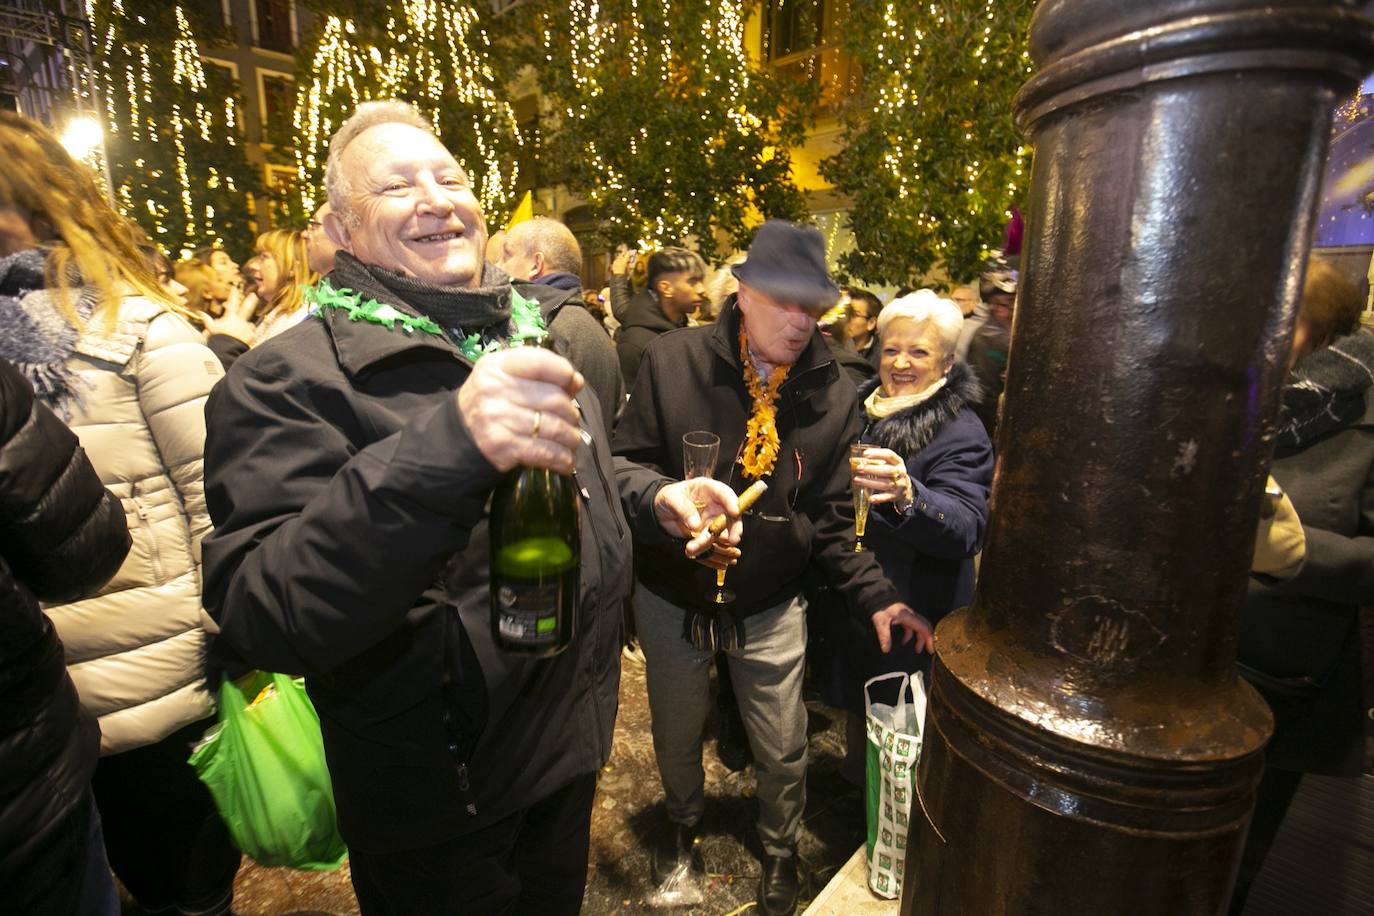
[173,259,222,316]
[1299,255,1364,349]
[252,228,318,318]
[0,110,184,323]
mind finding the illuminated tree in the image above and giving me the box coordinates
[294,0,525,224]
[90,1,261,256]
[520,0,815,260]
[820,0,1036,286]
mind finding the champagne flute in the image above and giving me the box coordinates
[682,431,733,604]
[850,443,873,552]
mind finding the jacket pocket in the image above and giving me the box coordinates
[129,482,166,586]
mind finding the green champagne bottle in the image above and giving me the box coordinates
[488,335,581,656]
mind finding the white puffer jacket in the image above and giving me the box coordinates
[45,295,224,754]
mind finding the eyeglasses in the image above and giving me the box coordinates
[305,219,323,231]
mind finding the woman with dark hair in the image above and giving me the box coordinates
[0,110,238,916]
[1230,256,1374,912]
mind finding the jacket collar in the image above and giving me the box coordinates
[709,296,838,401]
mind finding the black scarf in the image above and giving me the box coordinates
[329,251,513,340]
[1274,329,1374,457]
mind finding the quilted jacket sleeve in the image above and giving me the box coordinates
[136,312,224,559]
[0,358,130,602]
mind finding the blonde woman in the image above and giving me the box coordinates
[0,112,238,916]
[206,229,319,369]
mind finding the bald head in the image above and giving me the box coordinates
[498,217,581,282]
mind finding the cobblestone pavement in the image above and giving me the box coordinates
[127,654,865,916]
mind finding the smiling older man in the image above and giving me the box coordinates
[613,220,933,916]
[199,100,741,914]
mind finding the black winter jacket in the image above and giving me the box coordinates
[0,357,130,907]
[200,271,670,853]
[616,293,685,391]
[614,298,900,621]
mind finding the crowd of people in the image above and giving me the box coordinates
[0,94,1369,916]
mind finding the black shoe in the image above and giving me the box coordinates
[758,851,800,916]
[717,706,753,772]
[650,821,702,886]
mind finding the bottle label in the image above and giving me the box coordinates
[495,581,560,645]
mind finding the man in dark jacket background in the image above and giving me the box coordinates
[200,100,740,914]
[0,357,130,914]
[616,246,707,390]
[496,215,625,429]
[613,220,932,916]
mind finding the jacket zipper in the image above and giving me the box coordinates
[131,483,166,585]
[455,762,478,817]
[584,443,625,541]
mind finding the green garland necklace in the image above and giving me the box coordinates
[306,278,547,361]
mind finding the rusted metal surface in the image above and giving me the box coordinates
[902,3,1374,914]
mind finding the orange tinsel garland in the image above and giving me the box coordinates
[738,324,790,480]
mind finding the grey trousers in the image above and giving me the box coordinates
[634,586,808,857]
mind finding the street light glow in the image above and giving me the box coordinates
[60,114,103,159]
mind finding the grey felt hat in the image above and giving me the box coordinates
[731,220,840,310]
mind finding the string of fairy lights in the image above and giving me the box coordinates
[90,0,241,255]
[293,0,523,220]
[869,0,1032,263]
[548,0,761,248]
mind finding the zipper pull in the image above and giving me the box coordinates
[456,762,478,817]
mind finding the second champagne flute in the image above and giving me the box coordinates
[850,442,872,552]
[682,430,733,604]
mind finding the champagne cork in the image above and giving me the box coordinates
[702,480,768,537]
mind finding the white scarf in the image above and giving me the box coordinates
[864,375,947,419]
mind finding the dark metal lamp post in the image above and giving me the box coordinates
[902,3,1374,914]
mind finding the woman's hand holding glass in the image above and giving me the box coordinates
[852,445,914,511]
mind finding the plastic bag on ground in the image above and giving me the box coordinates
[864,671,926,899]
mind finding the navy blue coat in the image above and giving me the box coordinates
[814,362,993,713]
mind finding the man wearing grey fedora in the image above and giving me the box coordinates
[614,220,933,915]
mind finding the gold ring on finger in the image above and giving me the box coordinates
[532,409,543,439]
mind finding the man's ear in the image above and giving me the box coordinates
[531,251,546,277]
[324,209,352,250]
[656,277,672,300]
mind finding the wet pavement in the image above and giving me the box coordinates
[124,653,866,915]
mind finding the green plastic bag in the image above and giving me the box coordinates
[864,671,925,899]
[189,672,348,870]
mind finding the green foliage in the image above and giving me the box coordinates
[292,1,525,224]
[821,0,1036,287]
[512,0,816,261]
[90,0,262,258]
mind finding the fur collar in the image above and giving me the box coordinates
[858,361,982,455]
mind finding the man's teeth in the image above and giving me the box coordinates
[416,232,458,242]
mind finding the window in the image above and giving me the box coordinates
[259,73,295,146]
[255,0,295,53]
[766,0,825,62]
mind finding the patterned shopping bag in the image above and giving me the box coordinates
[863,672,926,899]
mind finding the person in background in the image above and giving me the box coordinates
[966,255,1017,439]
[204,229,321,370]
[843,287,883,366]
[607,245,648,326]
[192,244,242,294]
[174,258,234,318]
[497,217,625,427]
[1230,256,1374,912]
[498,216,583,291]
[950,283,987,361]
[819,290,993,783]
[616,247,707,390]
[305,201,340,277]
[0,110,238,916]
[0,357,131,916]
[614,220,931,916]
[200,99,738,914]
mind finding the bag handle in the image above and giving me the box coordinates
[864,671,911,721]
